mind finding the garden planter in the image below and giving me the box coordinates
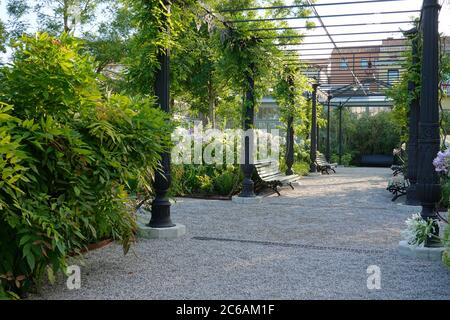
[84,239,113,252]
[68,239,113,257]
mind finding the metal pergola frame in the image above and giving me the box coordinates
[147,0,443,244]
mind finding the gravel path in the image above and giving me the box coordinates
[30,167,450,300]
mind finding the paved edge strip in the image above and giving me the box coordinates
[192,236,386,254]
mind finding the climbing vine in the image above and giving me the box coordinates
[125,0,197,95]
[385,29,422,143]
[273,64,312,137]
[386,23,450,146]
[218,0,315,120]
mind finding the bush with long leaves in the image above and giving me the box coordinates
[0,33,173,298]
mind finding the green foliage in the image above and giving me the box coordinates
[292,161,310,176]
[273,65,312,137]
[212,165,241,196]
[125,0,196,95]
[0,15,6,53]
[352,112,401,156]
[0,33,172,296]
[197,175,214,194]
[386,30,450,145]
[440,175,450,209]
[6,0,109,35]
[444,224,450,268]
[279,155,310,176]
[325,109,401,163]
[84,2,133,74]
[169,164,187,197]
[170,164,241,197]
[170,164,210,196]
[385,32,421,142]
[293,141,311,164]
[219,0,313,120]
[171,9,241,127]
[331,153,353,166]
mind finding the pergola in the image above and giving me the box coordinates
[148,0,443,244]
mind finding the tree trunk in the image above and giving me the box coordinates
[207,77,216,129]
[63,0,70,33]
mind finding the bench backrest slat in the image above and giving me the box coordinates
[315,152,331,167]
[254,160,281,180]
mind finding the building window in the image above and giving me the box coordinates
[387,69,399,85]
[340,58,348,70]
[361,59,369,69]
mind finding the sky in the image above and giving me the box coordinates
[0,0,449,62]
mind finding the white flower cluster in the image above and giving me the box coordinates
[401,213,439,247]
[171,123,281,165]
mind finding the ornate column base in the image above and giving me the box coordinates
[138,210,185,239]
[238,177,256,198]
[149,198,175,228]
[232,195,263,204]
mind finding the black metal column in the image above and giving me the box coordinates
[338,105,343,165]
[317,123,320,151]
[239,70,256,198]
[310,83,319,173]
[326,95,332,162]
[285,74,295,176]
[405,28,420,206]
[150,8,175,228]
[417,0,441,246]
[286,115,294,175]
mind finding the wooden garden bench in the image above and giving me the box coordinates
[254,160,301,196]
[315,152,337,174]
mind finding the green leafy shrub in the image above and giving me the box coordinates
[0,33,173,297]
[197,175,214,194]
[443,224,450,268]
[170,165,187,196]
[331,153,353,166]
[213,165,241,196]
[352,112,401,156]
[326,110,401,164]
[292,161,310,176]
[180,165,211,194]
[170,164,241,197]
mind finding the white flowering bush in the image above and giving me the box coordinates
[171,124,281,165]
[401,213,440,247]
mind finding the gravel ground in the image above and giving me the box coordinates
[29,167,450,300]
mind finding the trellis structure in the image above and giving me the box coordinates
[148,0,443,245]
